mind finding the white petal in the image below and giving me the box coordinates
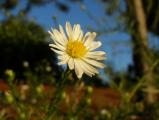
[86,54,105,60]
[88,41,102,51]
[48,30,54,37]
[58,54,70,65]
[49,30,66,46]
[58,54,69,60]
[68,58,74,70]
[86,51,106,60]
[52,29,67,45]
[82,32,91,42]
[49,44,65,51]
[50,48,65,55]
[73,24,81,40]
[49,31,59,43]
[77,60,93,77]
[84,32,96,46]
[58,58,69,65]
[82,58,105,68]
[53,38,67,48]
[80,60,99,74]
[78,31,83,41]
[87,51,106,56]
[66,22,73,39]
[59,25,67,40]
[74,59,84,79]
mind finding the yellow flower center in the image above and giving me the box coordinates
[66,40,87,58]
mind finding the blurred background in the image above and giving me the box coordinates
[0,0,159,84]
[0,0,159,119]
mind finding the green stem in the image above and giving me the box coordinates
[128,59,159,102]
[45,68,70,119]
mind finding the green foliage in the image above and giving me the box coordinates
[0,17,60,78]
[0,0,159,119]
[0,69,93,119]
[0,0,19,10]
[143,0,159,35]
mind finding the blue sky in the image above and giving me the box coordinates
[0,0,132,73]
[1,0,159,81]
[25,0,132,72]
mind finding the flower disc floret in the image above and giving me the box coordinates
[66,40,87,58]
[49,22,106,78]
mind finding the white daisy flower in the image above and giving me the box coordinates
[49,22,106,79]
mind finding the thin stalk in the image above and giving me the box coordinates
[128,59,159,102]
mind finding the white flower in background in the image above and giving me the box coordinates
[49,22,106,78]
[23,61,29,68]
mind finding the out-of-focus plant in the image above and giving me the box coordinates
[0,21,107,120]
[1,0,159,119]
[45,21,106,119]
[0,17,61,79]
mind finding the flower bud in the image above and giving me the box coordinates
[5,91,14,103]
[100,109,111,118]
[86,86,93,94]
[20,113,25,119]
[5,69,15,82]
[23,61,29,68]
[36,84,44,95]
[61,91,67,99]
[86,98,92,105]
[46,66,52,72]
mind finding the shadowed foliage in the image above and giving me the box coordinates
[0,17,61,78]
